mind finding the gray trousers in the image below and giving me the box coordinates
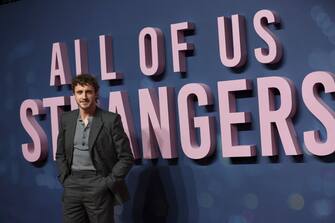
[62,170,115,223]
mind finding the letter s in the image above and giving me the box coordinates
[20,99,48,163]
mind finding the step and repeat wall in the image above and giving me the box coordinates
[1,0,335,222]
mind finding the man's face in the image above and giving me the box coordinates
[74,84,97,112]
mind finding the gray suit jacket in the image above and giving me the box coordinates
[56,107,134,205]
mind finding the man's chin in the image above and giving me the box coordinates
[79,102,90,107]
[78,104,96,112]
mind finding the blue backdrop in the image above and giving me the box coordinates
[1,0,335,222]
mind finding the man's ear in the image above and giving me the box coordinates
[96,94,99,102]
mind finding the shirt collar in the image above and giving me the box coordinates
[77,114,93,124]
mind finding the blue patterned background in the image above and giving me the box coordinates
[1,0,335,222]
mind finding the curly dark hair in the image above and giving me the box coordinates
[71,74,100,93]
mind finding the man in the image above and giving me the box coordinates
[56,74,134,223]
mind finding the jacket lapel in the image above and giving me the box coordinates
[88,107,104,150]
[66,109,79,159]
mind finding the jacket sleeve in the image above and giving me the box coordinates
[55,114,70,185]
[106,114,134,202]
